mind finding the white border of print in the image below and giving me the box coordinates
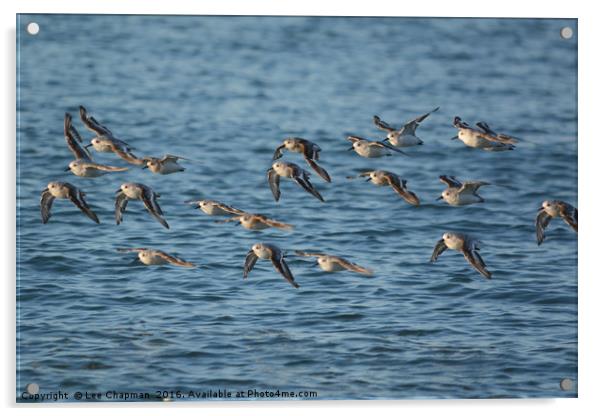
[2,1,599,415]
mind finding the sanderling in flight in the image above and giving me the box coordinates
[295,251,373,275]
[535,200,578,245]
[217,213,293,231]
[430,232,492,278]
[117,248,195,267]
[40,181,99,224]
[437,175,490,206]
[273,137,331,182]
[451,117,517,151]
[267,161,325,202]
[373,107,439,147]
[64,113,129,177]
[355,170,420,206]
[187,200,245,216]
[244,243,299,288]
[115,183,169,229]
[347,135,407,158]
[142,155,189,175]
[79,106,143,165]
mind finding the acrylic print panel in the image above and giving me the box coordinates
[16,15,577,402]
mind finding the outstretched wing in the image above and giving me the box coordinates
[459,181,490,194]
[40,189,55,224]
[79,105,112,136]
[141,187,169,229]
[294,250,326,258]
[476,121,519,145]
[67,185,100,224]
[400,106,439,136]
[294,172,325,202]
[439,175,462,188]
[305,158,331,183]
[377,140,408,155]
[462,247,492,278]
[243,250,258,279]
[385,173,420,206]
[216,202,245,215]
[372,115,396,132]
[156,251,195,267]
[88,163,129,172]
[430,238,448,262]
[258,215,293,230]
[333,256,373,276]
[535,209,552,245]
[114,191,129,225]
[267,168,281,202]
[270,251,299,288]
[272,143,286,160]
[116,248,148,253]
[558,202,578,232]
[64,113,92,160]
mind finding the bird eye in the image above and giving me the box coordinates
[124,185,128,189]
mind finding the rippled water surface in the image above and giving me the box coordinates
[16,15,577,400]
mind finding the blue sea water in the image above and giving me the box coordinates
[16,15,577,401]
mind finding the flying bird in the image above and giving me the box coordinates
[295,251,373,275]
[437,175,489,206]
[117,248,195,267]
[356,170,420,206]
[535,200,578,245]
[273,137,331,182]
[451,117,517,151]
[244,243,299,288]
[430,232,492,278]
[63,113,129,177]
[267,161,325,202]
[40,181,99,224]
[115,182,169,229]
[373,106,439,147]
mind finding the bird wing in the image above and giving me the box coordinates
[439,175,463,188]
[141,187,169,229]
[257,215,293,230]
[333,256,373,276]
[216,202,245,215]
[270,251,299,288]
[40,189,55,224]
[267,168,281,202]
[385,173,420,206]
[86,163,129,172]
[372,115,396,132]
[66,184,99,224]
[558,202,578,232]
[243,249,258,279]
[400,106,439,136]
[155,251,195,267]
[476,121,519,145]
[535,208,552,245]
[462,246,492,278]
[305,158,331,183]
[79,105,112,136]
[116,247,148,253]
[459,181,490,194]
[377,140,408,155]
[272,143,286,160]
[347,135,366,143]
[294,250,326,258]
[64,113,92,160]
[113,147,144,165]
[293,171,325,202]
[114,191,129,225]
[430,238,448,262]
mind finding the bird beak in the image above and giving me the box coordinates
[347,146,354,151]
[142,165,148,169]
[84,143,92,149]
[450,135,458,140]
[365,177,371,182]
[64,166,71,171]
[115,189,122,194]
[537,206,544,212]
